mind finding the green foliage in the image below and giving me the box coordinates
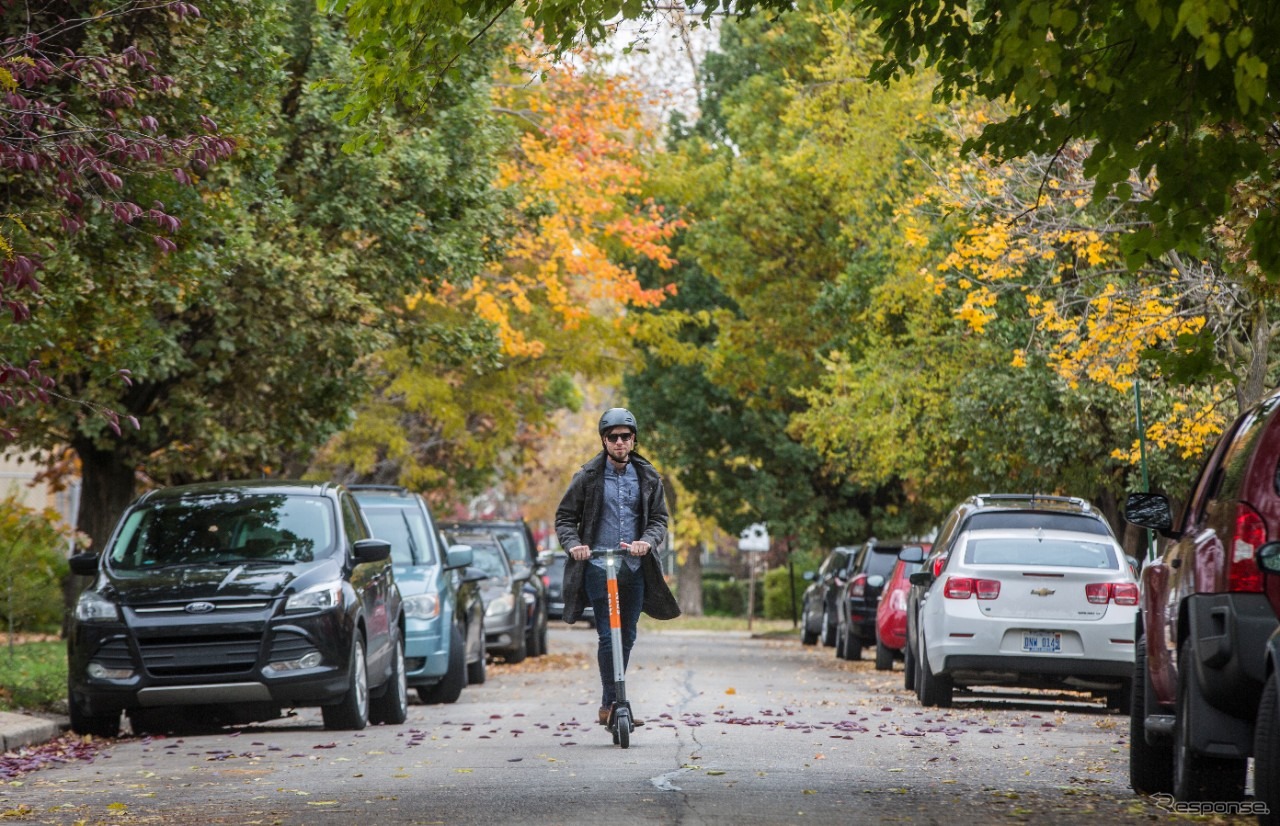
[629,8,940,545]
[7,0,515,543]
[0,498,72,634]
[702,577,752,617]
[0,641,66,712]
[855,0,1280,277]
[762,560,811,620]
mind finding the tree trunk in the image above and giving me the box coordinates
[677,540,704,616]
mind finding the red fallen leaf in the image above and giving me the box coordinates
[880,706,893,712]
[313,743,338,749]
[490,715,502,719]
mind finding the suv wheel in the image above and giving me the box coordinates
[800,606,818,645]
[467,650,487,685]
[68,683,120,738]
[874,637,894,671]
[844,625,863,661]
[1172,646,1246,801]
[1129,636,1172,793]
[504,628,528,664]
[821,606,836,647]
[323,637,369,731]
[421,625,466,705]
[369,633,408,726]
[1255,672,1279,819]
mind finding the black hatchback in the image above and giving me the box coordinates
[66,480,407,736]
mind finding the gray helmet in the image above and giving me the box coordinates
[598,407,638,438]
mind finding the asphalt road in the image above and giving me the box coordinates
[8,626,1258,825]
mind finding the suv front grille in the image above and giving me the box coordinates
[139,633,262,677]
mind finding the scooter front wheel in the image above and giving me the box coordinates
[615,708,631,749]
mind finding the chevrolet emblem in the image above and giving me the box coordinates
[1030,588,1055,597]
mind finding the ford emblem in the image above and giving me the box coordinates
[185,601,216,614]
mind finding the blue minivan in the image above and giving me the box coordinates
[351,486,487,703]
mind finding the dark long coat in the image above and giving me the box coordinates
[553,450,681,624]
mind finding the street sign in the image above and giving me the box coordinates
[738,522,769,552]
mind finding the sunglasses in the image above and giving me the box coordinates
[604,431,634,444]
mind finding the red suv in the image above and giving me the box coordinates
[1123,390,1280,802]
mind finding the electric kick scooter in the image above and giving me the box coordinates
[590,547,635,748]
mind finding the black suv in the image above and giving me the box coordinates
[67,480,407,736]
[834,539,925,662]
[900,494,1116,691]
[441,519,549,658]
[800,546,859,647]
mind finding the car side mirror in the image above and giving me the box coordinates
[1257,541,1280,575]
[802,571,816,582]
[537,550,555,566]
[1124,492,1177,537]
[866,574,885,597]
[69,553,100,576]
[353,538,392,564]
[445,545,474,571]
[898,546,925,564]
[908,571,933,587]
[462,566,490,583]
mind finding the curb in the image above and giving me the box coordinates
[0,712,67,752]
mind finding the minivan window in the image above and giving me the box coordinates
[108,493,335,570]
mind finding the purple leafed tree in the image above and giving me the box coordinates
[0,0,235,436]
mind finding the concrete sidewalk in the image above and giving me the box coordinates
[0,711,67,751]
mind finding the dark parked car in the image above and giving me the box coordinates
[800,546,858,647]
[542,550,593,622]
[1123,388,1280,802]
[445,530,529,663]
[350,486,486,704]
[442,519,549,657]
[902,494,1117,692]
[835,539,927,662]
[67,480,407,737]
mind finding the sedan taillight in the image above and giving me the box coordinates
[1229,503,1265,593]
[944,577,1000,599]
[1085,582,1140,605]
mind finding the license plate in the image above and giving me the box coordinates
[1022,631,1061,653]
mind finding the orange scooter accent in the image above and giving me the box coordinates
[591,547,634,748]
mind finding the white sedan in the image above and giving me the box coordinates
[914,527,1138,709]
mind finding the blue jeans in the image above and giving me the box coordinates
[584,560,645,706]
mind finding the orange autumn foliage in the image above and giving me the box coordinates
[442,47,683,359]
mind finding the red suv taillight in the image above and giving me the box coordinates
[944,577,1000,599]
[1085,582,1139,605]
[931,556,946,577]
[1230,503,1266,593]
[849,574,867,598]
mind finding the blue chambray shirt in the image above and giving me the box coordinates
[594,460,642,572]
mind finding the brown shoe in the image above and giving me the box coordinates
[598,706,610,726]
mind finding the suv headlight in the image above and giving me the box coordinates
[485,593,515,619]
[286,581,344,613]
[75,591,120,623]
[403,593,441,620]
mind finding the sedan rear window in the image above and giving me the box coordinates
[965,511,1111,535]
[964,537,1119,569]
